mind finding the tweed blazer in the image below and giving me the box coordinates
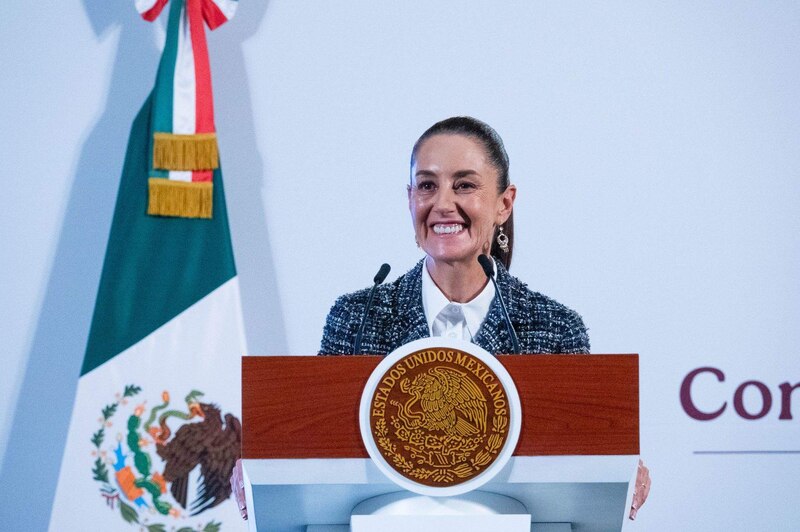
[319,260,589,356]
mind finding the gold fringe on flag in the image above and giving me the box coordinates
[148,178,213,219]
[153,132,219,171]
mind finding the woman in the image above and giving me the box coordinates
[232,116,651,520]
[319,116,590,356]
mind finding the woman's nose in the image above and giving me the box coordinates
[432,187,456,212]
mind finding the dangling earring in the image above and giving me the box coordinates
[415,237,421,249]
[496,226,509,253]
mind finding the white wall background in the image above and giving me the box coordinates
[2,1,799,530]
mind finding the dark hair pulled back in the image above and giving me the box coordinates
[410,116,514,269]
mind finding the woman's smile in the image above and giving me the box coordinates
[432,223,465,235]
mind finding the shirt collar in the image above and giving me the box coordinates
[421,258,497,338]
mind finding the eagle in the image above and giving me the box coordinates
[156,402,241,515]
[397,366,488,438]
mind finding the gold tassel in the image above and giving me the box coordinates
[153,132,219,171]
[148,178,213,219]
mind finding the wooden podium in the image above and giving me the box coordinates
[241,354,639,532]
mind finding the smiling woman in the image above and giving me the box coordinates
[318,116,591,357]
[232,118,650,521]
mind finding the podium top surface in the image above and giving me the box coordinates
[242,354,638,459]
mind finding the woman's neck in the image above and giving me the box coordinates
[425,256,490,303]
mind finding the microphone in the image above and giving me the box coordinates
[354,263,391,354]
[373,263,391,285]
[478,255,521,354]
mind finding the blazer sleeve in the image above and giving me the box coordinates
[557,309,591,354]
[318,292,367,355]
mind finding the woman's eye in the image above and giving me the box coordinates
[417,181,435,191]
[455,181,476,191]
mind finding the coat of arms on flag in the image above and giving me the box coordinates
[89,386,241,530]
[49,1,246,530]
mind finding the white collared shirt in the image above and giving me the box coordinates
[421,259,496,341]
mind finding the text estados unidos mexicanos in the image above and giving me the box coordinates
[371,349,507,418]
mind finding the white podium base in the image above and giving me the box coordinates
[245,455,638,532]
[350,491,530,532]
[353,515,533,532]
[308,524,571,532]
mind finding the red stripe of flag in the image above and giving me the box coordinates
[188,0,215,135]
[141,0,170,22]
[202,0,231,30]
[192,170,214,183]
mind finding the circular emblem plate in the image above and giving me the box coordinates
[360,337,521,496]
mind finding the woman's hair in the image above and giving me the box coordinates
[410,116,514,269]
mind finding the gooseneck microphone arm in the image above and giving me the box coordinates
[478,255,521,354]
[354,263,391,354]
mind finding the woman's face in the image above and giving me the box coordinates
[409,134,515,268]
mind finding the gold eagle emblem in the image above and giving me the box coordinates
[395,367,487,438]
[369,348,511,487]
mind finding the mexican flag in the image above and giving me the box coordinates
[49,1,246,530]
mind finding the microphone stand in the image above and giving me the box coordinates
[354,263,391,354]
[478,255,521,354]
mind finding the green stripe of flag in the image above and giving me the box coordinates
[81,94,236,376]
[152,0,183,136]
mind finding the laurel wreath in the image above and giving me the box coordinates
[90,384,222,532]
[374,414,508,484]
[91,385,141,488]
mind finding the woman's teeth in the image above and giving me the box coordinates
[433,224,464,235]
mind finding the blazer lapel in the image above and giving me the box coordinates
[390,259,520,354]
[394,260,430,347]
[474,263,517,355]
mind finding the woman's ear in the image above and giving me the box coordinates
[497,184,517,224]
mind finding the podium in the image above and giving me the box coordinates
[241,354,639,532]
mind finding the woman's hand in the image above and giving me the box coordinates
[230,458,247,520]
[629,459,651,520]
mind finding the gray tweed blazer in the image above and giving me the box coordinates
[319,260,589,356]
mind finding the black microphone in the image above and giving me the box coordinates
[354,263,391,354]
[478,255,521,354]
